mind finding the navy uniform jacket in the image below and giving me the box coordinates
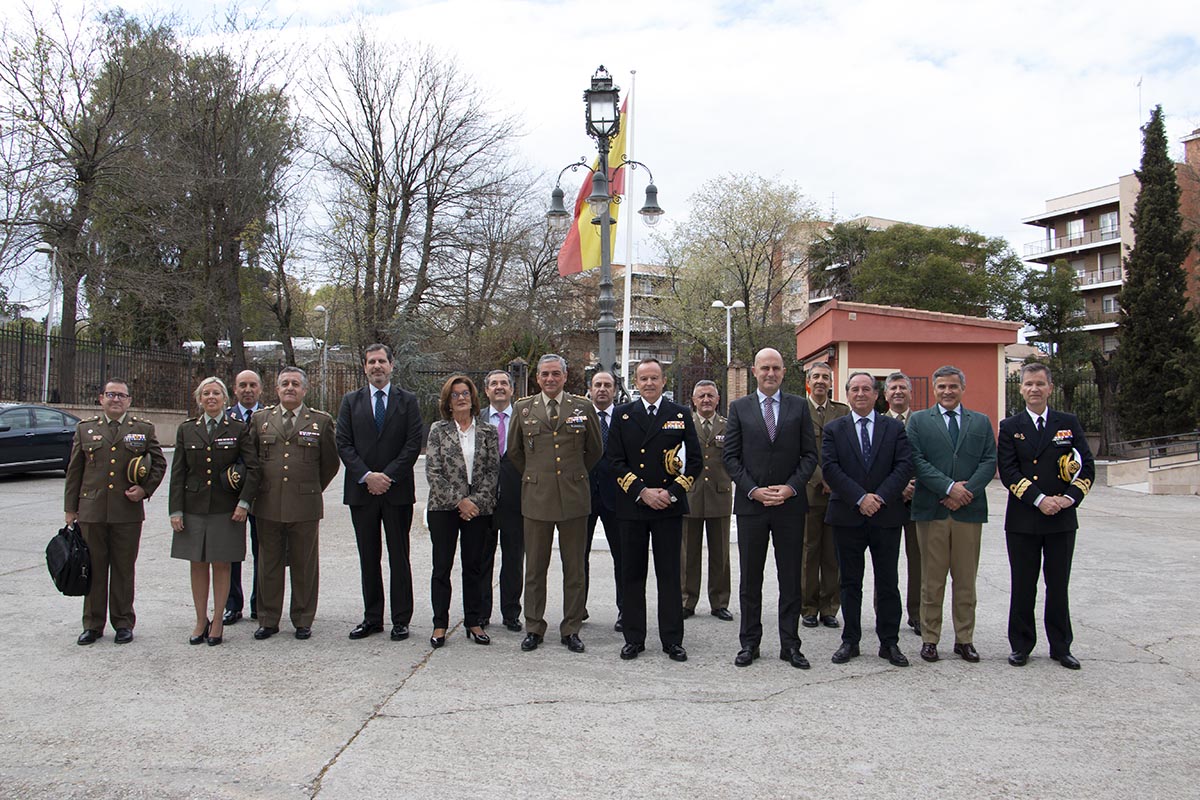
[821,413,912,529]
[997,409,1095,534]
[607,399,703,521]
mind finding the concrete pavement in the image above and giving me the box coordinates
[0,453,1197,799]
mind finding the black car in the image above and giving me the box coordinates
[0,403,81,475]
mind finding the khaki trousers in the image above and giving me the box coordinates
[523,516,588,638]
[801,504,840,617]
[80,522,142,631]
[917,518,982,644]
[681,515,731,611]
[257,519,320,629]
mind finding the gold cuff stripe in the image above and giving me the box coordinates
[1071,477,1092,496]
[1009,478,1032,499]
[674,475,695,492]
[617,473,638,493]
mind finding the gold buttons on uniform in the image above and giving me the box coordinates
[640,449,645,454]
[283,477,289,482]
[109,471,115,477]
[284,452,290,458]
[111,446,117,452]
[108,484,114,489]
[207,480,212,486]
[1033,459,1038,464]
[639,463,645,468]
[1033,475,1038,481]
[110,459,116,464]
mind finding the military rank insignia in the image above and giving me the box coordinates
[1053,429,1073,446]
[662,420,685,430]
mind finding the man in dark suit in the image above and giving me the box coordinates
[822,372,913,667]
[478,368,523,632]
[224,368,264,625]
[336,344,423,641]
[998,362,1095,670]
[607,358,702,662]
[723,347,818,669]
[585,370,622,630]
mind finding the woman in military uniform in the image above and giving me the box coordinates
[169,377,258,645]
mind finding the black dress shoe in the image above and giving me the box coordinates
[294,627,312,640]
[430,632,446,648]
[908,618,922,635]
[190,620,211,645]
[390,625,410,641]
[801,615,819,628]
[620,642,645,660]
[250,611,258,620]
[114,628,134,645]
[77,629,101,646]
[664,644,688,662]
[503,618,523,632]
[711,607,734,621]
[780,645,811,669]
[879,644,910,667]
[831,642,860,664]
[561,633,585,653]
[1055,652,1081,670]
[520,633,543,651]
[1008,651,1029,667]
[222,609,242,625]
[349,622,383,640]
[681,607,695,619]
[254,626,279,640]
[820,614,840,628]
[613,618,624,633]
[920,643,939,662]
[954,642,981,663]
[734,647,760,667]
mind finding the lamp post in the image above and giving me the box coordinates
[711,299,745,365]
[547,66,664,394]
[34,245,59,404]
[314,304,329,410]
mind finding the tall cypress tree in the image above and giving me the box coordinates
[1115,105,1198,438]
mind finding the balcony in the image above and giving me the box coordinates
[1025,226,1120,258]
[1075,267,1123,287]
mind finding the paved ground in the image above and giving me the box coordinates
[1,453,1197,799]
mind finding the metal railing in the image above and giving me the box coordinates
[1076,267,1124,286]
[1025,226,1121,257]
[1108,431,1200,467]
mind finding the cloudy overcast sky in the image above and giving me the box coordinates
[7,0,1200,307]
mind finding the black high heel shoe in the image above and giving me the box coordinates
[206,622,224,646]
[465,627,490,645]
[189,620,211,645]
[430,629,447,648]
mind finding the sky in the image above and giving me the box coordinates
[6,0,1200,315]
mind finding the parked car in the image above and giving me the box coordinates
[0,404,80,475]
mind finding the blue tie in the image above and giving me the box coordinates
[859,417,871,459]
[947,409,959,447]
[374,390,386,432]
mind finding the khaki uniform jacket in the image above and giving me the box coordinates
[684,412,732,519]
[64,414,166,523]
[168,415,259,516]
[248,405,339,523]
[506,392,602,522]
[806,398,850,505]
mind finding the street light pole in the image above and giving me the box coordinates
[314,305,329,410]
[711,299,745,365]
[35,245,59,404]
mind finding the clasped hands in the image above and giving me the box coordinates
[457,497,481,521]
[751,485,794,507]
[857,493,885,517]
[365,471,393,495]
[638,487,673,510]
[1037,495,1074,515]
[941,481,973,511]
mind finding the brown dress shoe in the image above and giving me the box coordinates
[920,643,939,662]
[953,642,980,662]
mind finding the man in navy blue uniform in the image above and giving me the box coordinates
[607,358,702,662]
[821,371,913,667]
[998,362,1095,670]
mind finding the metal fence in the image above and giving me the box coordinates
[1004,371,1100,431]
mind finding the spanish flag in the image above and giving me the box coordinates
[556,99,630,276]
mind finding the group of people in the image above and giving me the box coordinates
[63,344,1094,670]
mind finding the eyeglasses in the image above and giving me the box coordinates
[450,390,472,400]
[104,392,131,400]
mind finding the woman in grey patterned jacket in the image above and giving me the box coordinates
[424,375,499,648]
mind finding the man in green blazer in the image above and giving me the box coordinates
[906,365,996,664]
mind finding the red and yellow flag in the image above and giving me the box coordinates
[557,99,630,276]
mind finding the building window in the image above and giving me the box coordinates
[1100,252,1121,280]
[1099,211,1119,235]
[1102,335,1118,353]
[1102,294,1120,314]
[1067,218,1084,241]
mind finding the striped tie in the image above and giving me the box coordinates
[764,396,776,442]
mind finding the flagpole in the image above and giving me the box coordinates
[620,70,636,392]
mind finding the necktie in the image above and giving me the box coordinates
[647,404,656,419]
[1037,416,1045,443]
[703,418,712,440]
[374,389,386,432]
[207,418,217,437]
[283,410,295,437]
[599,410,609,446]
[497,411,507,456]
[947,409,959,447]
[817,404,826,426]
[548,398,559,427]
[109,419,120,438]
[859,417,872,459]
[897,412,906,425]
[764,396,776,442]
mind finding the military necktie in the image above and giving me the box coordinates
[207,418,217,437]
[703,418,712,440]
[283,409,295,438]
[548,398,559,427]
[817,404,825,426]
[647,404,656,419]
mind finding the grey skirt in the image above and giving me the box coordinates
[170,512,247,563]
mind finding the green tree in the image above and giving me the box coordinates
[1021,259,1091,411]
[806,220,873,301]
[1114,105,1199,438]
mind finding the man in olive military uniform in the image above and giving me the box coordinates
[681,380,734,621]
[65,378,166,645]
[248,367,340,640]
[802,361,850,628]
[506,354,603,653]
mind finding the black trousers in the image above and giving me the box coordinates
[585,506,622,617]
[479,503,524,623]
[834,524,902,648]
[226,514,259,616]
[736,510,804,650]
[619,516,684,648]
[350,501,414,627]
[1006,529,1076,657]
[428,510,489,629]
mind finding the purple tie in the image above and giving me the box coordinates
[764,396,776,442]
[860,417,872,459]
[497,411,507,456]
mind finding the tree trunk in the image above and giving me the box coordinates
[1092,353,1120,456]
